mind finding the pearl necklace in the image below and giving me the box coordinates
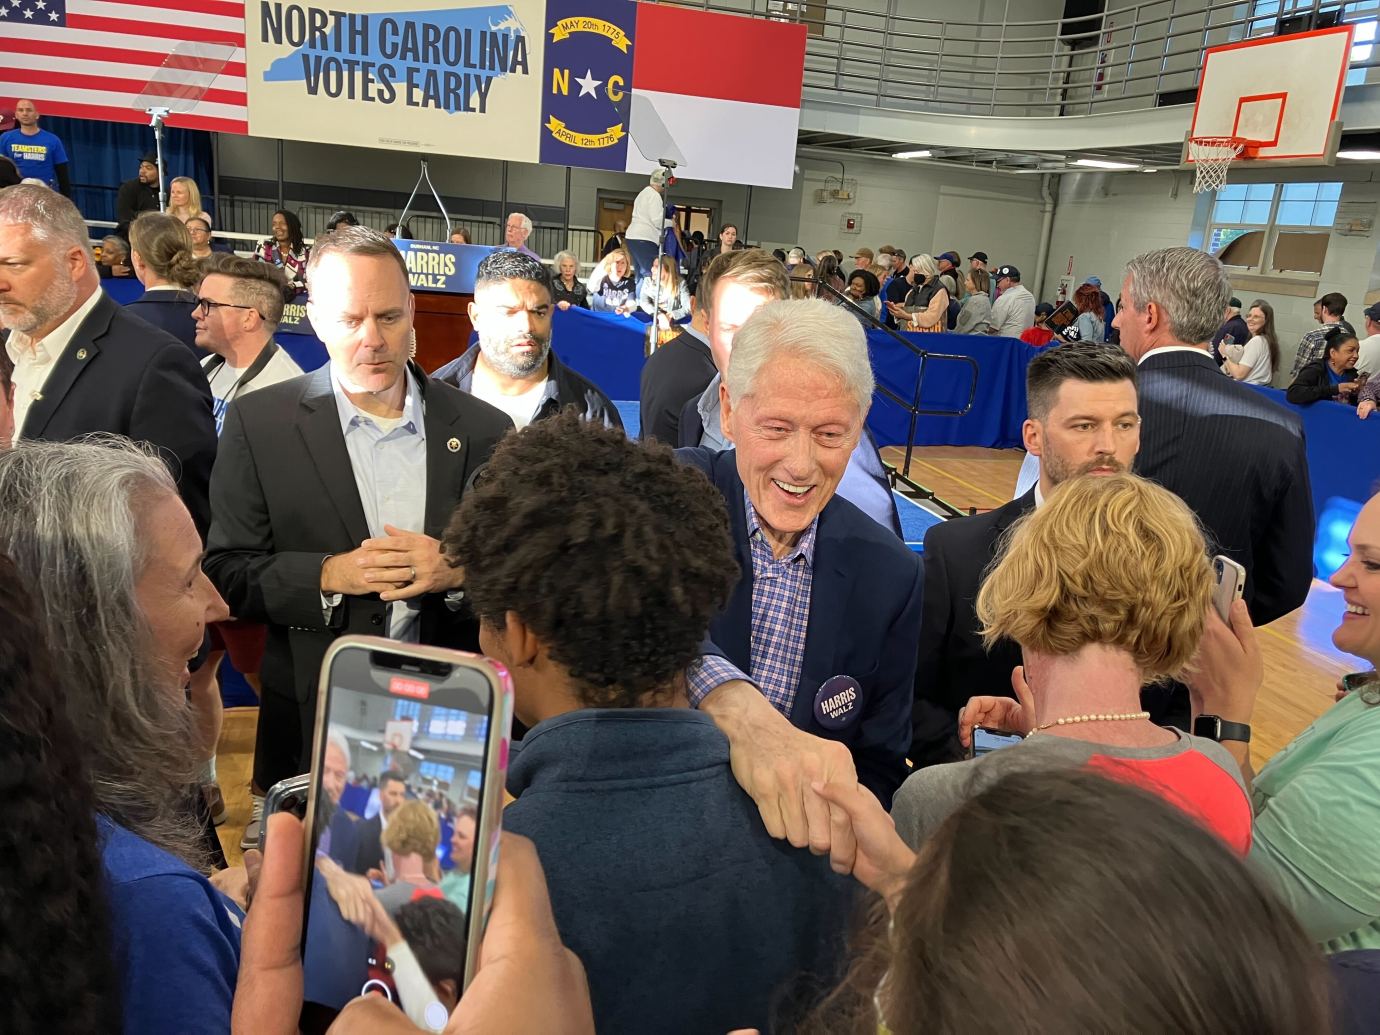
[1027,710,1150,736]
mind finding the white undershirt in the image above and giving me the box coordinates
[469,364,547,430]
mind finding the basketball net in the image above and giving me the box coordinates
[1189,136,1247,193]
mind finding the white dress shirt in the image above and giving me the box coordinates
[5,287,104,440]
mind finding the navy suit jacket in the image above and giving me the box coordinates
[1135,349,1314,625]
[124,288,205,358]
[679,447,924,806]
[10,291,217,536]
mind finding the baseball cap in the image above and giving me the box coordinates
[994,264,1020,280]
[1086,275,1102,287]
[650,167,672,187]
[968,251,988,262]
[139,152,158,167]
[1364,301,1380,322]
[1035,302,1055,317]
[1229,296,1243,308]
[939,251,961,265]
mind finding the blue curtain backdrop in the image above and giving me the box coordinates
[44,116,215,225]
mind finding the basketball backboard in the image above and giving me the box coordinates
[1185,26,1353,167]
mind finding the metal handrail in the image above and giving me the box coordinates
[800,275,978,516]
[73,183,607,264]
[696,0,1369,118]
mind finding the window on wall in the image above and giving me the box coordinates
[1207,182,1340,278]
[418,760,456,786]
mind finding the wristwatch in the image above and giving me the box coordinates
[1193,714,1252,744]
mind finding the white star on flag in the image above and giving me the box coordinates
[575,69,603,99]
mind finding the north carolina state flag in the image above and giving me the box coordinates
[625,5,806,188]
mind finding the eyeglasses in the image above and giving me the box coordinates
[194,297,261,319]
[187,225,210,234]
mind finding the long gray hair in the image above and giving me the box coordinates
[0,437,205,868]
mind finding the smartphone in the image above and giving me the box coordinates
[968,725,1025,759]
[260,773,311,852]
[1211,554,1247,623]
[298,636,513,1033]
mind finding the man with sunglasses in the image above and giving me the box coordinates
[194,254,303,436]
[0,184,216,534]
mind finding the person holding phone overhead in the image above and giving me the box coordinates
[204,225,513,848]
[893,474,1252,854]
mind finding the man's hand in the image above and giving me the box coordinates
[699,679,859,870]
[1338,381,1360,395]
[811,781,915,910]
[957,666,1036,748]
[232,813,305,1035]
[1184,598,1263,723]
[321,526,462,601]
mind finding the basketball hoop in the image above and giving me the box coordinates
[1188,136,1261,193]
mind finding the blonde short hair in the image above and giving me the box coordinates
[976,474,1212,681]
[381,799,440,858]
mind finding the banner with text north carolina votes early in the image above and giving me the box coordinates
[239,0,805,186]
[247,0,546,160]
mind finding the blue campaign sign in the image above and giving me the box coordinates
[395,240,499,294]
[539,0,637,171]
[278,292,314,335]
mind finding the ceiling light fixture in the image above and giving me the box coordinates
[893,149,932,159]
[1337,149,1380,160]
[1073,158,1140,170]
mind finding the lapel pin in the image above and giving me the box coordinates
[447,437,462,453]
[76,348,88,360]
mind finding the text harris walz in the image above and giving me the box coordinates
[260,3,532,112]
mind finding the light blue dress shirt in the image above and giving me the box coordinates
[328,366,428,642]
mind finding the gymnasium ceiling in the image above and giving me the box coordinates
[795,130,1188,174]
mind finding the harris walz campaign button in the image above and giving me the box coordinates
[813,675,862,730]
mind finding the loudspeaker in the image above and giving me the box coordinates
[1279,10,1340,36]
[1060,0,1106,42]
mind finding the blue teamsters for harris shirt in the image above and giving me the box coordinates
[0,128,68,188]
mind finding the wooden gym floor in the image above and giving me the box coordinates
[214,447,1354,864]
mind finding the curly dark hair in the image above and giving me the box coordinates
[442,411,737,708]
[0,554,118,1031]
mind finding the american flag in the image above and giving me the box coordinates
[0,0,247,133]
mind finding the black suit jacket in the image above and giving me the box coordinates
[1135,349,1314,625]
[124,288,205,357]
[911,491,1032,766]
[204,363,512,713]
[639,328,716,445]
[352,814,383,876]
[681,447,924,806]
[13,291,217,535]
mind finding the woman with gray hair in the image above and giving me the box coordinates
[0,437,238,1034]
[887,254,949,333]
[551,249,589,310]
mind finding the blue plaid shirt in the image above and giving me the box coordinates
[689,493,817,716]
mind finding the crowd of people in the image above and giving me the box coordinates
[1,112,1380,1034]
